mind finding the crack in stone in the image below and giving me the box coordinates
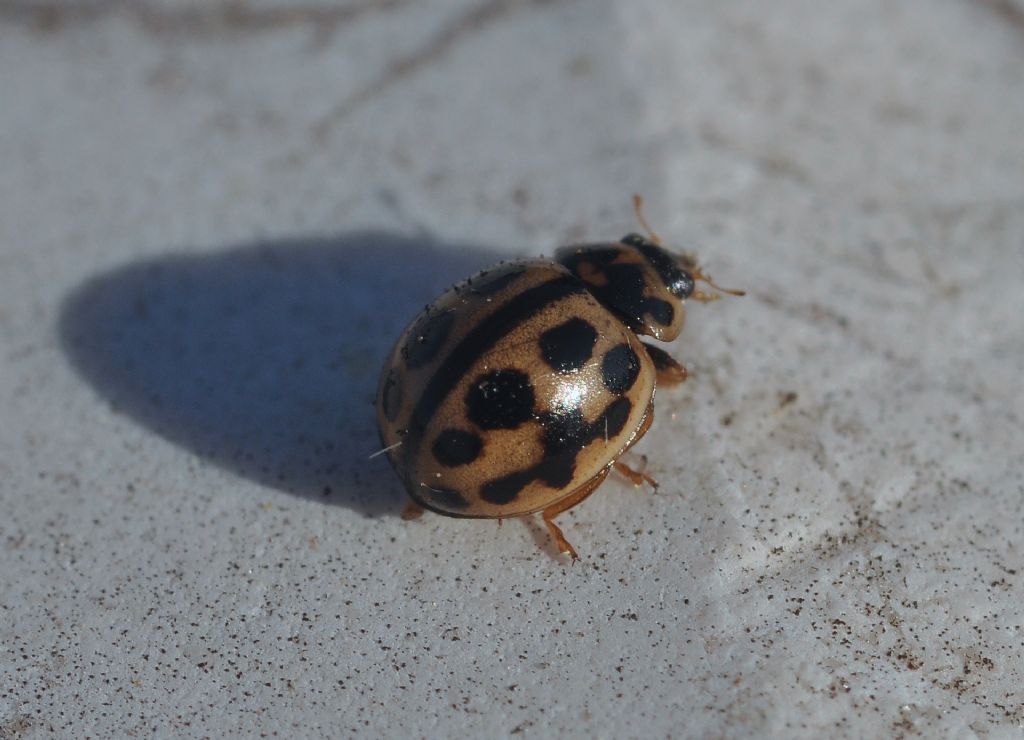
[0,0,410,41]
[311,0,562,142]
[753,291,919,367]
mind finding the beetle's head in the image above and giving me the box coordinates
[555,198,743,342]
[618,232,696,299]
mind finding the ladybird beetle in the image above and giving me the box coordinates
[375,197,742,559]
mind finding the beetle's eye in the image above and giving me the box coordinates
[676,270,695,299]
[620,233,647,247]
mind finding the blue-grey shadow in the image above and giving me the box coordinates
[58,231,499,516]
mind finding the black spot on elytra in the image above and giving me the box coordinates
[403,309,455,369]
[602,396,632,438]
[536,407,590,488]
[381,366,403,421]
[403,276,587,466]
[468,264,527,296]
[532,455,576,488]
[540,407,588,456]
[432,428,483,467]
[465,369,535,430]
[539,318,598,374]
[480,469,535,505]
[477,397,636,506]
[422,485,470,510]
[601,343,641,394]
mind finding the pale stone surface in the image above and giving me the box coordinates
[2,0,1022,737]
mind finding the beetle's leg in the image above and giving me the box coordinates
[401,499,425,520]
[611,402,659,489]
[541,467,610,560]
[613,461,659,489]
[641,342,688,387]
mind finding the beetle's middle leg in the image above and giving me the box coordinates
[541,468,610,560]
[611,401,659,489]
[642,342,688,387]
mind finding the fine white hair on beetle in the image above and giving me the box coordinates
[368,440,403,460]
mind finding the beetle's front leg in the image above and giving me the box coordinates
[641,342,688,387]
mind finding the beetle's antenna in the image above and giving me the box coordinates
[632,194,663,245]
[692,266,746,298]
[633,194,745,300]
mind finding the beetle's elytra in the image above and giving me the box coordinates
[375,197,742,559]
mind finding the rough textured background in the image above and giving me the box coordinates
[2,0,1023,737]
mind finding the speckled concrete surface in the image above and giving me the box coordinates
[2,0,1023,737]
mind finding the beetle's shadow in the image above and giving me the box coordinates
[59,231,500,517]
